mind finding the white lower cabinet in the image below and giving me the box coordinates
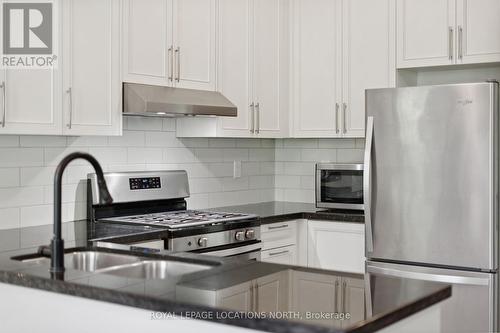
[261,245,297,265]
[307,220,365,274]
[178,271,290,312]
[291,270,365,328]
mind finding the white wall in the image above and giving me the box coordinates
[274,138,365,203]
[0,117,276,230]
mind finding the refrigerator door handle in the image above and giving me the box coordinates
[367,265,490,286]
[364,116,374,253]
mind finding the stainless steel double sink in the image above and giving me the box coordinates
[27,251,213,280]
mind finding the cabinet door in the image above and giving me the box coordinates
[255,271,289,312]
[396,0,456,68]
[217,0,254,137]
[62,0,121,136]
[0,2,61,135]
[0,69,62,135]
[253,0,283,137]
[291,0,341,137]
[216,282,252,312]
[341,277,365,328]
[172,0,216,91]
[291,271,342,328]
[307,221,365,274]
[341,0,395,138]
[456,0,500,64]
[261,245,297,265]
[122,0,173,86]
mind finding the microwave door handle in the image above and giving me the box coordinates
[364,116,374,254]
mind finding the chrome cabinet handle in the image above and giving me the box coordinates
[268,250,289,256]
[250,102,255,133]
[334,280,339,313]
[0,81,5,128]
[364,117,374,253]
[66,87,73,129]
[448,27,454,60]
[255,102,260,134]
[175,47,180,82]
[342,103,347,134]
[168,46,173,82]
[267,224,288,230]
[335,103,340,134]
[458,26,463,60]
[342,281,347,313]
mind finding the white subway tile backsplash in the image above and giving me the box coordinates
[337,149,364,163]
[301,149,336,162]
[0,132,363,227]
[108,131,145,147]
[0,208,20,229]
[0,136,19,147]
[0,148,44,167]
[20,136,66,147]
[126,117,163,131]
[0,168,19,187]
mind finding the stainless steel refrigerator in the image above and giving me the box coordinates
[364,82,499,332]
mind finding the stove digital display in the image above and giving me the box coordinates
[129,177,161,190]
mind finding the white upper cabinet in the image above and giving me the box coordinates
[290,0,341,138]
[252,0,283,137]
[123,0,216,91]
[177,0,288,138]
[291,0,395,138]
[397,0,500,68]
[456,0,500,64]
[342,0,395,137]
[122,0,173,86]
[0,2,62,135]
[173,0,217,91]
[62,0,122,136]
[397,0,455,68]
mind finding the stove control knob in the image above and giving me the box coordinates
[245,229,255,239]
[198,237,208,247]
[235,231,245,241]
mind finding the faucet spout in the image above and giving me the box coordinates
[50,152,113,275]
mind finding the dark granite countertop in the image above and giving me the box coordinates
[210,201,364,224]
[0,223,449,333]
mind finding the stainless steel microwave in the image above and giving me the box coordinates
[315,163,364,210]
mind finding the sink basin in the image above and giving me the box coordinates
[66,251,143,272]
[103,260,212,279]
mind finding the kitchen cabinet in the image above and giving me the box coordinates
[62,0,122,136]
[456,0,500,64]
[291,271,365,328]
[307,221,365,274]
[176,0,288,138]
[290,0,395,138]
[178,271,289,312]
[0,2,62,135]
[261,245,297,265]
[397,0,500,68]
[122,0,216,91]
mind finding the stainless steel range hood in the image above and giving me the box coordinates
[123,83,237,117]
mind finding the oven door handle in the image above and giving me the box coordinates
[200,242,262,257]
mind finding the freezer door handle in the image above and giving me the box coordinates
[364,116,374,253]
[367,265,490,286]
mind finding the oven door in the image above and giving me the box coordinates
[197,242,262,261]
[316,163,364,210]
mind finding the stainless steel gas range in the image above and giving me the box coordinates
[87,170,261,260]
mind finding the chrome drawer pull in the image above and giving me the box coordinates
[267,224,289,230]
[268,250,289,256]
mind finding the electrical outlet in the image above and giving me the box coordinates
[233,160,242,178]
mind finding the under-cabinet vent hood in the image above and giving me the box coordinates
[123,83,237,117]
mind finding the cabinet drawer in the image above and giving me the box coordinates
[261,245,297,265]
[261,221,297,250]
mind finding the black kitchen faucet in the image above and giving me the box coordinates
[50,152,113,278]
